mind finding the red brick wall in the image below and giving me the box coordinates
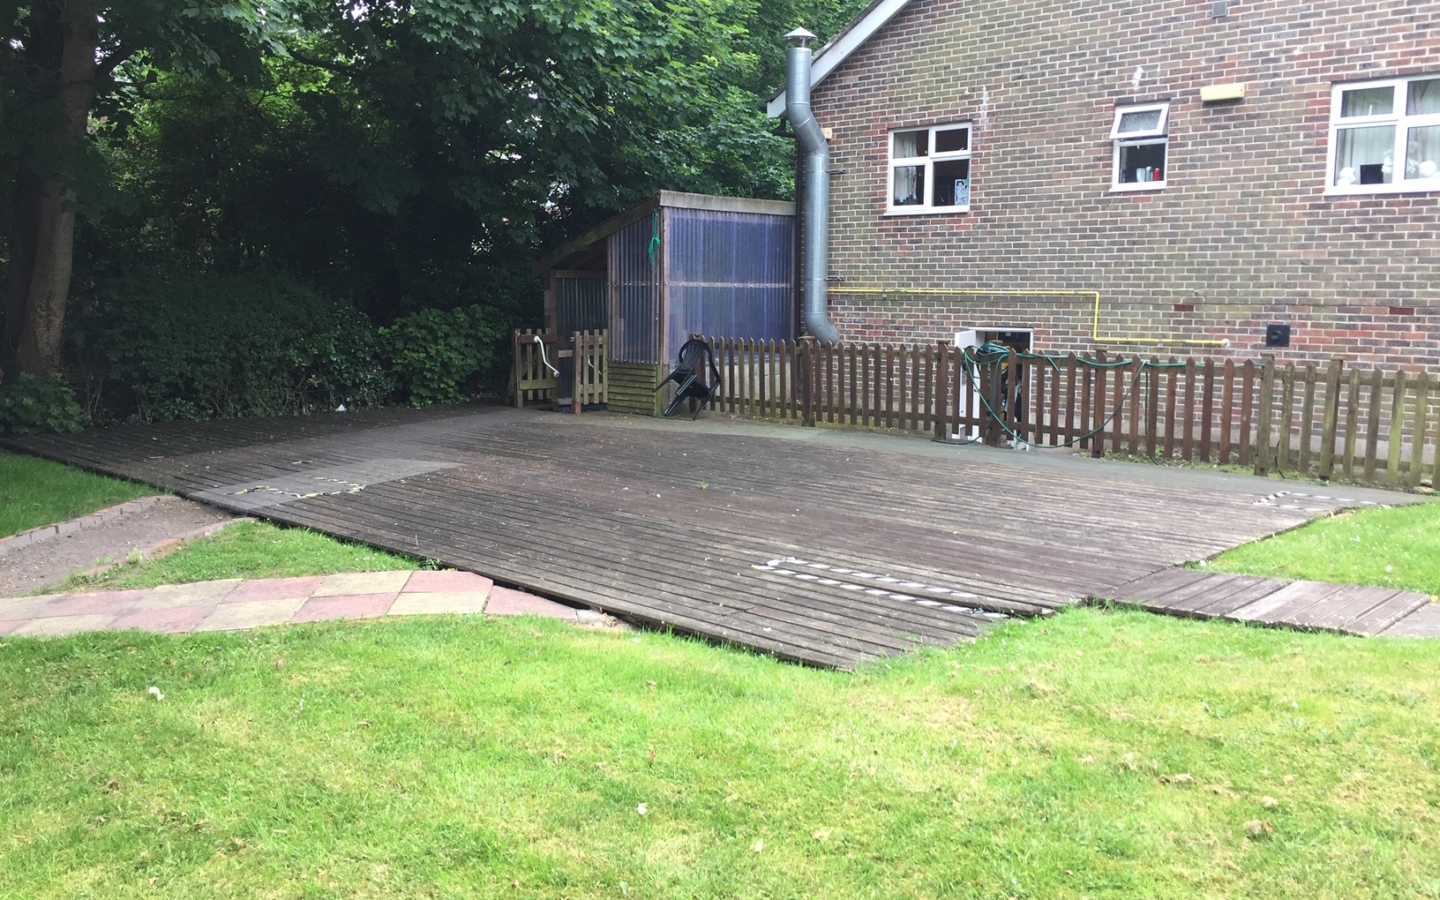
[808,0,1440,368]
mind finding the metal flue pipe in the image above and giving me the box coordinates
[785,28,839,344]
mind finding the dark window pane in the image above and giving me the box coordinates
[933,159,971,206]
[1119,141,1166,183]
[935,127,969,153]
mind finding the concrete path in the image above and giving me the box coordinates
[0,495,241,596]
[0,570,618,639]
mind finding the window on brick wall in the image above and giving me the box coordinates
[1111,103,1169,191]
[1328,75,1440,193]
[887,124,971,214]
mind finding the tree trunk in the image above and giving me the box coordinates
[1,171,41,379]
[5,1,98,378]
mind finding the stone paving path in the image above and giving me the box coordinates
[0,570,614,638]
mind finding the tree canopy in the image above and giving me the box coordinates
[0,0,867,410]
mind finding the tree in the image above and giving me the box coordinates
[0,0,275,378]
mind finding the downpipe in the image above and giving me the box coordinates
[785,28,839,344]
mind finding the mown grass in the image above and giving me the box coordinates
[2,608,1438,899]
[1208,500,1440,598]
[0,451,157,538]
[61,520,420,592]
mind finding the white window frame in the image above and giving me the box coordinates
[1111,102,1170,192]
[885,123,972,215]
[1326,75,1440,195]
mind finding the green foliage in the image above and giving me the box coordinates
[0,373,87,434]
[9,0,873,416]
[382,305,504,406]
[70,271,394,422]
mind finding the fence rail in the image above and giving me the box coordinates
[513,332,1435,490]
[695,336,1437,490]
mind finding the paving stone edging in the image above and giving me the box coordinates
[0,495,168,556]
[0,570,625,638]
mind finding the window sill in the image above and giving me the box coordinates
[883,205,971,217]
[1325,181,1440,196]
[1110,182,1166,193]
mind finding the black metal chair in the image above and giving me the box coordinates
[655,338,721,418]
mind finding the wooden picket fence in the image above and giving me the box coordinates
[698,337,1438,490]
[512,329,608,413]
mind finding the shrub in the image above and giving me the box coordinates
[71,271,395,422]
[382,305,504,406]
[0,373,88,434]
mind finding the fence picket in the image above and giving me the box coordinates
[1364,368,1383,482]
[1254,358,1276,476]
[1238,361,1256,467]
[1219,360,1235,464]
[1410,371,1430,490]
[1126,358,1142,455]
[1318,358,1342,479]
[1093,351,1108,458]
[1276,363,1295,472]
[1298,364,1316,475]
[1387,370,1407,487]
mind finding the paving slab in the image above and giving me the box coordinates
[39,589,149,618]
[196,597,308,632]
[227,576,327,603]
[403,570,493,593]
[387,591,488,617]
[14,614,119,637]
[0,619,25,636]
[0,594,79,620]
[485,586,577,620]
[314,571,412,597]
[138,580,241,610]
[111,605,211,634]
[292,593,397,624]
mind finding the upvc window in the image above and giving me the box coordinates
[1111,103,1169,191]
[1328,75,1440,193]
[888,124,971,214]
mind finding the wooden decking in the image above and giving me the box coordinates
[5,404,1430,666]
[1102,568,1436,636]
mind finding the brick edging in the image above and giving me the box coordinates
[0,495,169,557]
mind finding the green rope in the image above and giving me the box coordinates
[647,209,661,267]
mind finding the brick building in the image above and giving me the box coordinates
[768,0,1440,367]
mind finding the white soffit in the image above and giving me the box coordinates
[765,0,917,118]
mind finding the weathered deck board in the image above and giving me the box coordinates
[4,404,1413,666]
[1104,568,1433,637]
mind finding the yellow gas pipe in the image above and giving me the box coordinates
[825,287,1228,347]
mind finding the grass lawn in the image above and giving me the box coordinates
[2,608,1437,899]
[1208,500,1440,598]
[0,451,157,539]
[61,520,421,592]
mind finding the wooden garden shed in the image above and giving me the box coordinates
[530,191,796,415]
